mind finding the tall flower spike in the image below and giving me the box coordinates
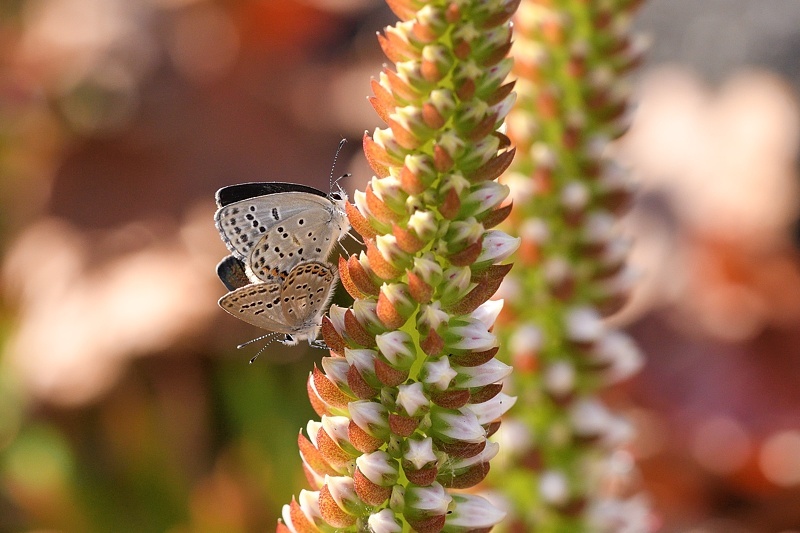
[488,0,655,531]
[277,1,519,531]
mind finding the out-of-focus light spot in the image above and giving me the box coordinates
[20,0,140,84]
[302,0,375,13]
[2,213,220,406]
[691,416,751,475]
[3,425,74,493]
[0,377,23,453]
[169,3,239,82]
[625,408,668,459]
[759,430,800,487]
[58,62,139,133]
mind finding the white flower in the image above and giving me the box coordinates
[404,437,437,470]
[421,357,457,390]
[396,382,429,417]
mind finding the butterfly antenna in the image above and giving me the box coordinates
[329,138,347,192]
[332,172,351,191]
[237,332,277,350]
[249,344,271,364]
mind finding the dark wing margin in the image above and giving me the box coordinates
[216,255,251,291]
[215,182,327,207]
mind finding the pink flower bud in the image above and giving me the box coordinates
[445,493,506,531]
[375,330,416,370]
[430,407,486,443]
[475,229,520,265]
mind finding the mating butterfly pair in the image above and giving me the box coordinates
[214,180,349,358]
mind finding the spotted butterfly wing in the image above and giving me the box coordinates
[247,208,339,282]
[280,261,337,325]
[214,182,349,283]
[217,261,336,345]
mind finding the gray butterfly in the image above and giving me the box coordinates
[214,182,349,283]
[218,261,337,350]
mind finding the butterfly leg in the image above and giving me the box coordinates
[309,339,330,350]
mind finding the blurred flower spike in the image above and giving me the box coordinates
[277,0,520,531]
[488,0,654,531]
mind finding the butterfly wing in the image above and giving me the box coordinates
[218,282,293,334]
[247,206,341,282]
[216,182,327,208]
[280,261,337,327]
[216,255,252,291]
[214,191,334,260]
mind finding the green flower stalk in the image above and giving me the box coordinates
[487,0,653,531]
[276,0,521,532]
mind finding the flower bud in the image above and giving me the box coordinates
[429,88,457,120]
[539,470,570,506]
[368,508,403,533]
[453,358,512,388]
[417,301,450,334]
[344,348,379,384]
[471,298,504,328]
[430,406,486,444]
[348,400,390,441]
[280,491,322,533]
[436,131,467,162]
[465,392,516,425]
[320,476,360,526]
[569,397,612,440]
[396,381,429,417]
[438,266,472,305]
[461,181,509,219]
[320,356,350,389]
[400,153,437,194]
[309,365,351,414]
[352,299,383,335]
[376,234,411,270]
[356,450,399,487]
[403,482,452,522]
[421,43,454,82]
[367,239,404,280]
[444,218,484,253]
[592,330,643,384]
[372,175,408,217]
[543,360,576,398]
[445,316,497,353]
[375,330,416,370]
[420,356,458,391]
[445,493,506,532]
[377,282,416,329]
[476,56,514,96]
[565,305,604,345]
[344,308,377,347]
[474,229,520,266]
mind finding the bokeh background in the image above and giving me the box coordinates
[1,1,799,531]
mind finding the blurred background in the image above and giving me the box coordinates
[1,0,799,531]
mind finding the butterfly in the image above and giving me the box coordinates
[214,182,349,283]
[218,261,337,357]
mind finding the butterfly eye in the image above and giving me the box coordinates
[330,192,342,201]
